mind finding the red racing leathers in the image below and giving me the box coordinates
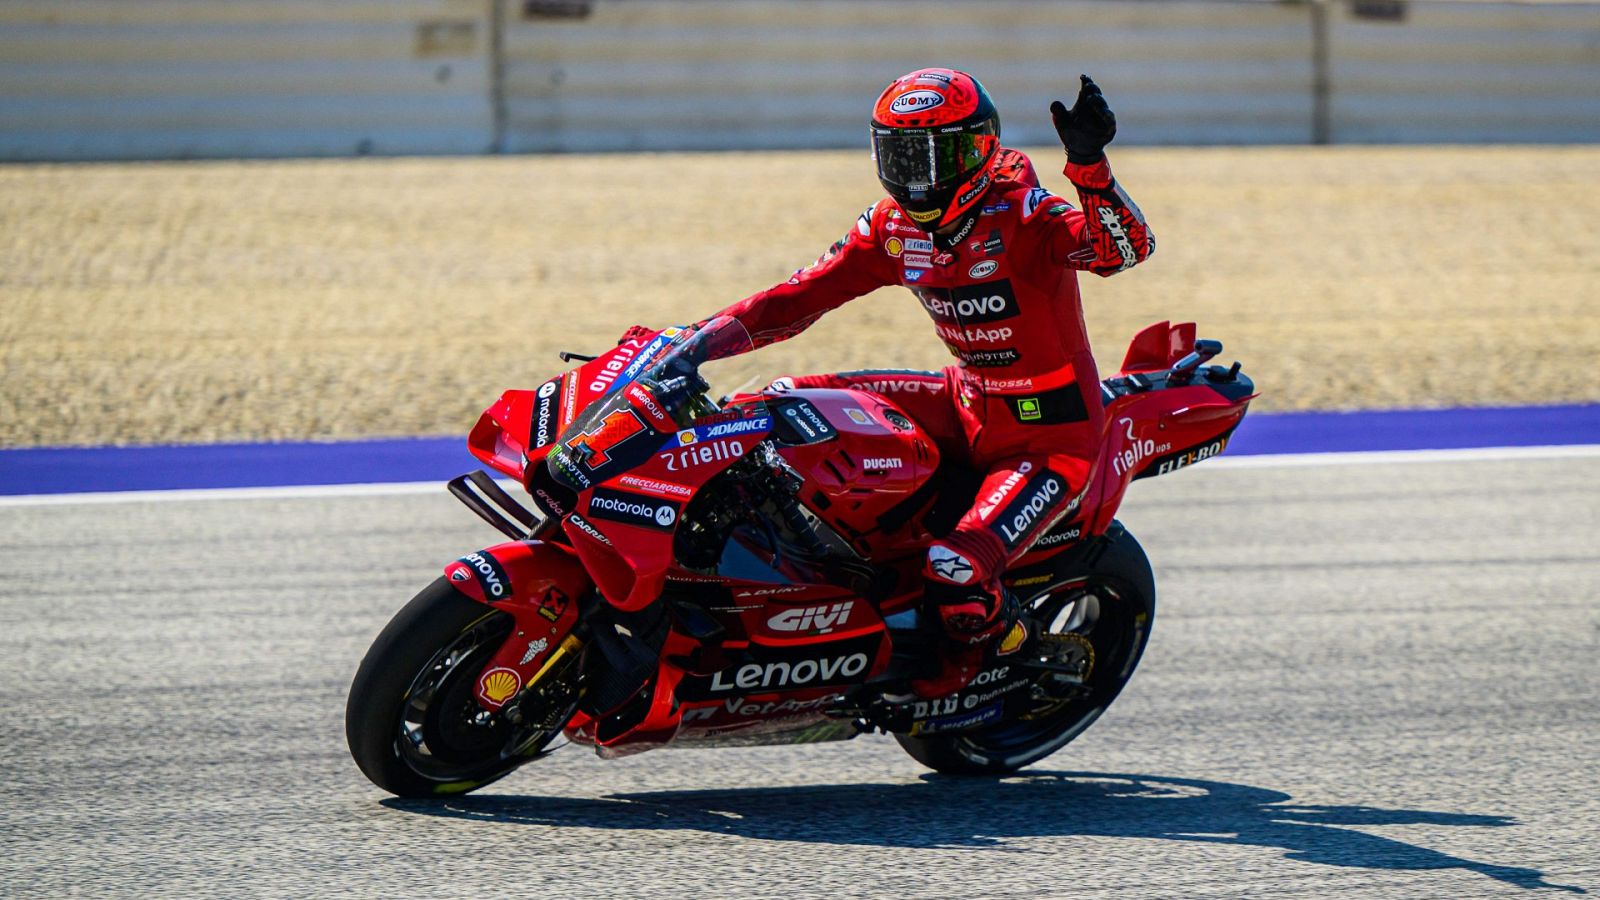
[712,147,1154,688]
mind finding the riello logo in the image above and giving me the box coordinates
[659,438,743,472]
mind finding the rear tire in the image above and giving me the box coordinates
[345,578,574,797]
[895,523,1156,775]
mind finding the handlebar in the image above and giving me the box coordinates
[1167,339,1223,385]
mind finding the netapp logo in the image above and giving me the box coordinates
[587,488,680,530]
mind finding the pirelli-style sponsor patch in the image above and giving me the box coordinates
[1007,384,1090,425]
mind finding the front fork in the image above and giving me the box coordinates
[442,538,593,714]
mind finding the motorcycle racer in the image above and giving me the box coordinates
[699,68,1154,699]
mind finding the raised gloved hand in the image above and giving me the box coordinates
[617,324,655,345]
[1050,74,1117,165]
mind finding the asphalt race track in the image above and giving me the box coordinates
[2,454,1596,898]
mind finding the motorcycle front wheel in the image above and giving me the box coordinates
[895,524,1156,775]
[345,578,577,798]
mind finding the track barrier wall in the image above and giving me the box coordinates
[1,0,1597,160]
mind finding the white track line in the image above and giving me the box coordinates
[1,444,1596,508]
[1206,443,1600,469]
[0,479,446,507]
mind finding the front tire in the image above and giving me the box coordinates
[345,578,575,797]
[896,523,1156,775]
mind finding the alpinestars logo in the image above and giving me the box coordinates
[1097,206,1138,270]
[928,546,976,584]
[1021,186,1055,220]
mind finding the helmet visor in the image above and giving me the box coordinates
[872,124,998,192]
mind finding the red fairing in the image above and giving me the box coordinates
[468,385,542,480]
[764,388,942,559]
[443,540,593,712]
[467,326,689,483]
[566,407,776,612]
[565,587,898,755]
[1121,320,1198,374]
[1083,324,1252,539]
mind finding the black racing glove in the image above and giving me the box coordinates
[1050,74,1117,165]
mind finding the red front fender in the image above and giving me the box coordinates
[443,540,593,711]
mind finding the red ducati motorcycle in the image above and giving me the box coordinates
[346,316,1255,797]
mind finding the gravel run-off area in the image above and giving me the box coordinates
[2,146,1596,447]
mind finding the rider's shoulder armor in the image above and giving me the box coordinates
[1010,183,1075,225]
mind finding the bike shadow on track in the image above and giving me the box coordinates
[385,771,1583,893]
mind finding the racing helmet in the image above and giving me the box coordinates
[871,68,1001,231]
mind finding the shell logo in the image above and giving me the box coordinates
[478,667,522,707]
[997,620,1028,656]
[885,237,904,257]
[677,429,697,445]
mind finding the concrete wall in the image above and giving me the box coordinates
[500,0,1316,151]
[1,0,1596,160]
[0,0,494,159]
[1324,0,1600,142]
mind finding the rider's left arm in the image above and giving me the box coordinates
[1050,158,1156,276]
[1038,75,1155,276]
[708,203,897,351]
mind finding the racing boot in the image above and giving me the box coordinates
[908,577,1018,699]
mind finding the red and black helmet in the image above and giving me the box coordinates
[871,68,1002,231]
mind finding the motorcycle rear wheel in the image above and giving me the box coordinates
[345,577,576,797]
[895,524,1156,775]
